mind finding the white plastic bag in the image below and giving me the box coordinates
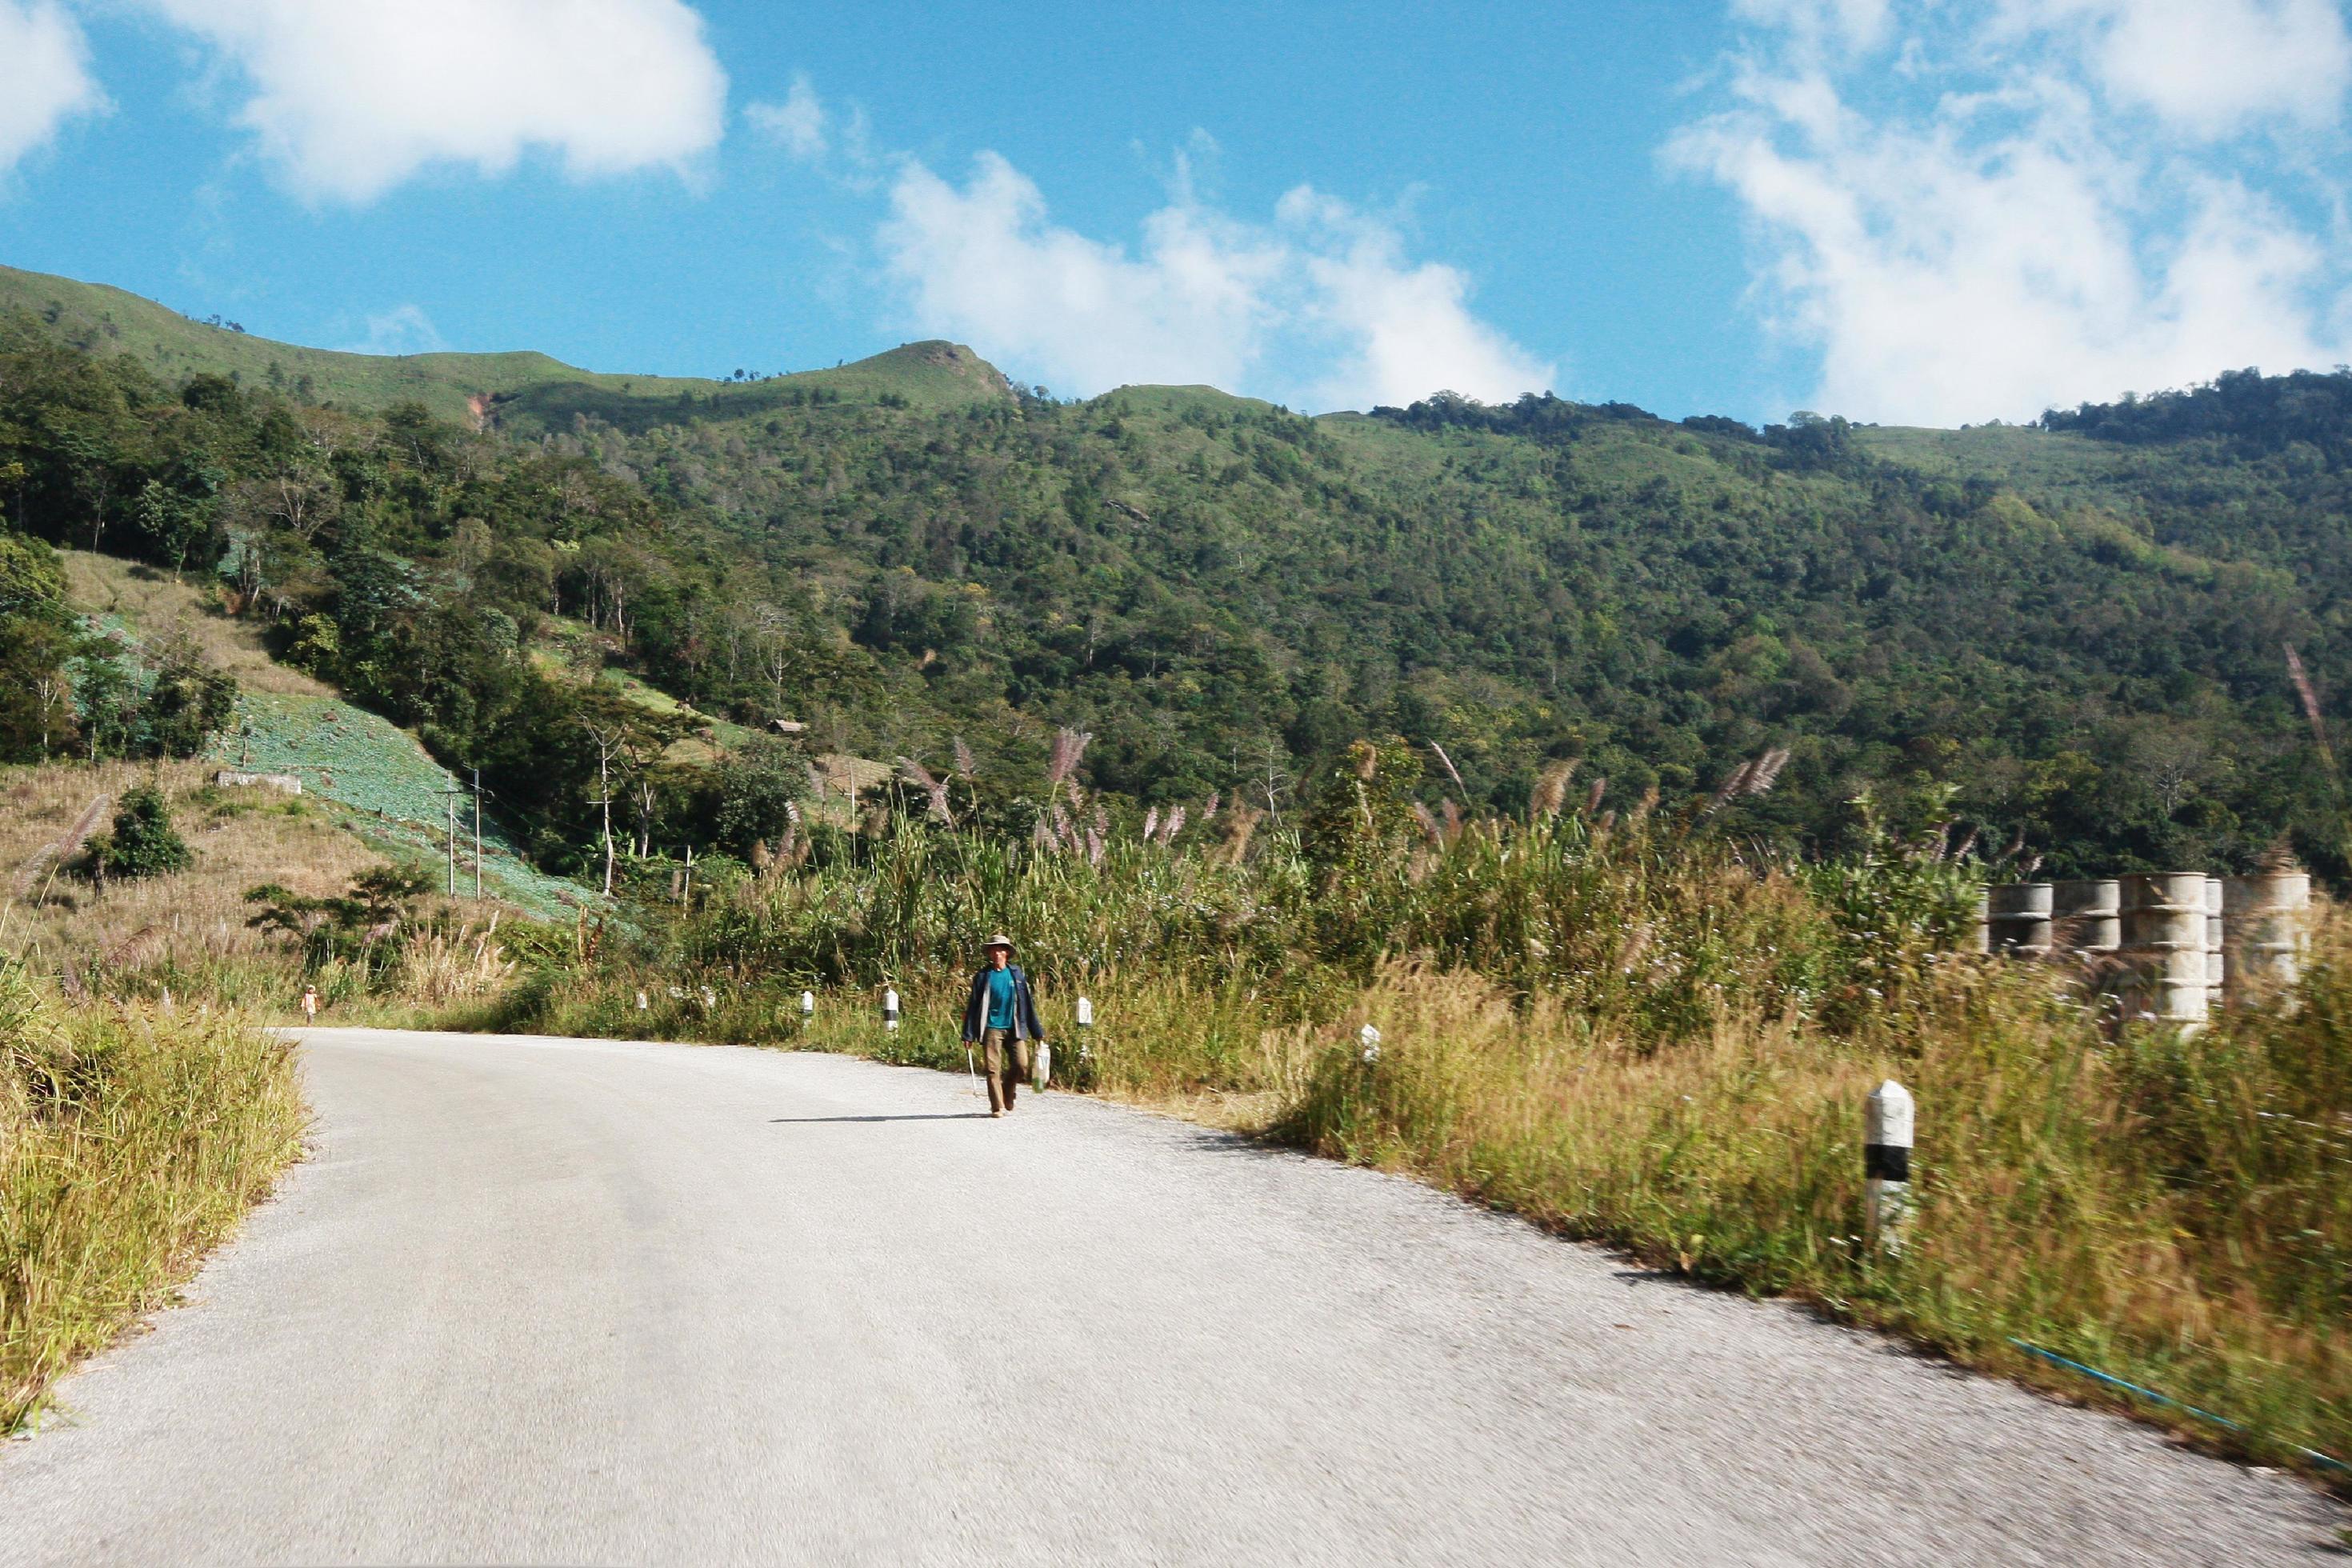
[1033,1041,1051,1090]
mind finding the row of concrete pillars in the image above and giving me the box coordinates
[1974,871,2312,1024]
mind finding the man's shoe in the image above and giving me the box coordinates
[990,1109,1003,1118]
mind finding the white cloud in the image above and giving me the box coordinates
[1999,0,2352,135]
[351,304,448,356]
[746,74,826,161]
[876,150,1551,410]
[1732,0,1892,54]
[138,0,727,202]
[0,1,103,174]
[1674,1,2352,424]
[1278,190,1558,411]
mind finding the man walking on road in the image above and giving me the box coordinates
[962,934,1046,1118]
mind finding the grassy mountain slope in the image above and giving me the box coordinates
[0,263,1008,428]
[6,259,2350,882]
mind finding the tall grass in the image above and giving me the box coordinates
[1290,949,2350,1470]
[1,959,306,1430]
[502,803,2349,1477]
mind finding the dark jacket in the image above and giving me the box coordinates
[963,963,1045,1043]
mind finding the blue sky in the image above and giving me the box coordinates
[3,1,2350,426]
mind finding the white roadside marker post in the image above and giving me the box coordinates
[800,990,815,1025]
[1358,1023,1382,1064]
[1075,995,1094,1070]
[636,990,649,1012]
[1865,1079,1914,1254]
[883,986,900,1033]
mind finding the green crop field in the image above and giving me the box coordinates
[206,693,586,920]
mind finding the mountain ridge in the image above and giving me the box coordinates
[0,262,1015,427]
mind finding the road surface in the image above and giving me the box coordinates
[0,1027,2340,1565]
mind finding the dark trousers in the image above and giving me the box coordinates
[982,1026,1031,1112]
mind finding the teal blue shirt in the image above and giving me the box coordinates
[985,967,1018,1030]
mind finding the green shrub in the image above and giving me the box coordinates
[90,784,190,880]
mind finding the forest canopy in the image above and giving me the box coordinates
[4,304,2350,883]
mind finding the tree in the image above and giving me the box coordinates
[68,638,137,762]
[0,526,75,761]
[578,713,629,897]
[92,783,190,880]
[715,735,806,854]
[140,636,238,758]
[246,865,434,970]
[134,479,209,578]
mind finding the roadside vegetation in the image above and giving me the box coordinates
[476,742,2348,1482]
[0,958,306,1430]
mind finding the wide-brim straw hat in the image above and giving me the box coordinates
[981,932,1015,953]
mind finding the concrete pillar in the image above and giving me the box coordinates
[2205,876,2226,1010]
[2223,871,2312,1005]
[2051,879,2121,962]
[883,987,900,1032]
[2120,873,2210,1026]
[1987,882,2054,959]
[1970,890,1990,955]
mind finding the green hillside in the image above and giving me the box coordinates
[0,263,1009,428]
[6,259,2352,884]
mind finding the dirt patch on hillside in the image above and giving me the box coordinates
[62,552,330,698]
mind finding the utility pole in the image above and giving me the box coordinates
[471,768,483,902]
[444,784,458,897]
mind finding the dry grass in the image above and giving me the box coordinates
[730,950,2351,1475]
[61,550,328,698]
[1285,953,2352,1478]
[2,762,382,987]
[1,962,307,1430]
[392,917,519,1004]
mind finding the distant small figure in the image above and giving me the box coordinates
[962,934,1045,1118]
[301,985,318,1022]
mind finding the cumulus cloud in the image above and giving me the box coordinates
[138,0,727,202]
[0,1,103,174]
[1674,0,2352,424]
[877,149,1551,410]
[1998,0,2352,135]
[746,75,827,161]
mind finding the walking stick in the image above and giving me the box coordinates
[965,1040,982,1099]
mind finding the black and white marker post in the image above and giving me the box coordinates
[882,987,901,1032]
[1865,1078,1914,1254]
[1075,995,1094,1069]
[800,989,815,1023]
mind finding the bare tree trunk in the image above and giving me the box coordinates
[599,750,616,897]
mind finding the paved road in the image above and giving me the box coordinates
[1,1029,2340,1565]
